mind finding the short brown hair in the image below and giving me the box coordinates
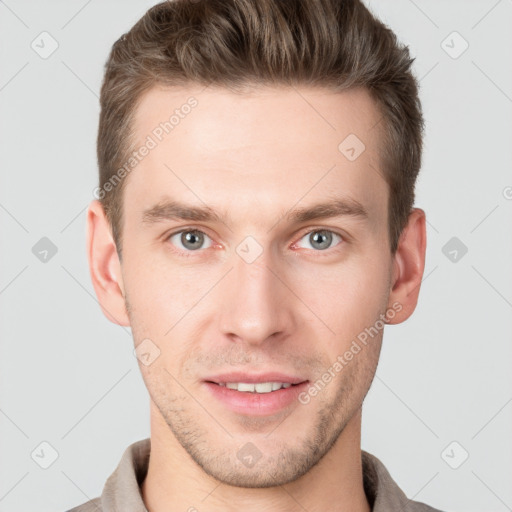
[97,0,424,258]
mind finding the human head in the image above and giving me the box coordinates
[87,0,427,493]
[95,0,424,259]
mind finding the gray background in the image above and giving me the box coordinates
[1,1,511,511]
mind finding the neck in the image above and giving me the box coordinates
[141,405,371,512]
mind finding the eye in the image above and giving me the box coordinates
[167,229,213,252]
[295,229,343,251]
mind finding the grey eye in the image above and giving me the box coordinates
[169,230,213,251]
[296,230,342,251]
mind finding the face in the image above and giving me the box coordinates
[110,84,396,486]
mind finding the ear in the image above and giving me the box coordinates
[386,208,427,324]
[86,199,130,327]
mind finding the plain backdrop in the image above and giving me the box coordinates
[1,1,511,511]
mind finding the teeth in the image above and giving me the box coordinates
[238,382,256,392]
[255,382,273,393]
[220,382,294,393]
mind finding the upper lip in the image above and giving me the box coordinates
[204,372,308,385]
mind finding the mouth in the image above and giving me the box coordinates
[203,373,309,416]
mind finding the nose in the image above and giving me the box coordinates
[216,245,296,347]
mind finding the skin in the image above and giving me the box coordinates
[87,84,426,512]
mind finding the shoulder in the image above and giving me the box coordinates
[64,496,102,512]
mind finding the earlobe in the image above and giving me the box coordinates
[386,208,427,325]
[86,200,130,327]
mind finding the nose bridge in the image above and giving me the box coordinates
[217,238,294,345]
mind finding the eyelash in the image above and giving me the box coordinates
[164,226,345,258]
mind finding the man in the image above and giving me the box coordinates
[68,0,443,510]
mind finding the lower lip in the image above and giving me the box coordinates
[203,381,309,416]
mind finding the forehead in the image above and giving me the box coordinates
[132,83,383,151]
[125,84,387,228]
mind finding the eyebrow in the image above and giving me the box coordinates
[141,197,369,226]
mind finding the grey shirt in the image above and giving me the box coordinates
[66,438,444,512]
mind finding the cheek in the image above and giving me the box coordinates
[294,256,390,342]
[124,249,200,315]
[122,253,214,361]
